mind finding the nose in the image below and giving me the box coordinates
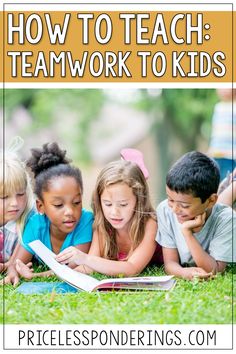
[64,205,74,216]
[9,195,18,207]
[110,205,119,217]
[171,203,180,214]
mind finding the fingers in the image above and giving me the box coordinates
[0,276,12,285]
[16,259,33,271]
[193,271,213,280]
[13,276,20,287]
[55,251,71,263]
[0,263,4,273]
[195,212,206,224]
[56,247,78,264]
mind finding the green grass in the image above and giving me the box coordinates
[1,265,235,324]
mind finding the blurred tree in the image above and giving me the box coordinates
[0,89,105,163]
[136,89,218,198]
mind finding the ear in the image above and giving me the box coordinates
[36,199,45,215]
[206,193,218,208]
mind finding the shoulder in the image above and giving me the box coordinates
[71,209,93,244]
[203,203,235,239]
[157,199,169,214]
[73,209,94,233]
[79,208,94,224]
[157,199,174,224]
[24,213,49,231]
[211,203,235,223]
[25,208,37,224]
[145,217,157,233]
[22,214,50,247]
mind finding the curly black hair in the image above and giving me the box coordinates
[27,142,83,200]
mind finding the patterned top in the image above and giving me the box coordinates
[208,101,236,159]
[0,221,18,263]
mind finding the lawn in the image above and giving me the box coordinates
[1,265,235,324]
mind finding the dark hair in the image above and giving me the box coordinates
[166,151,220,203]
[27,142,83,200]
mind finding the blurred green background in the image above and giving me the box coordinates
[0,88,218,208]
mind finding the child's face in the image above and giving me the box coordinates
[101,183,137,232]
[37,176,82,237]
[166,186,210,224]
[0,190,27,226]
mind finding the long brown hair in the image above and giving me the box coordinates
[92,160,156,260]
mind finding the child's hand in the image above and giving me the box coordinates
[0,261,10,273]
[181,212,206,233]
[0,263,5,273]
[15,260,34,280]
[0,270,20,286]
[55,247,85,266]
[182,267,212,281]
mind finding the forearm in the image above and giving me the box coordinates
[82,254,139,276]
[217,182,236,207]
[7,262,17,275]
[183,230,218,273]
[31,270,54,278]
[74,264,94,274]
[0,261,9,273]
[164,261,186,278]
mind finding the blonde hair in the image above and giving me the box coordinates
[0,151,34,239]
[92,160,156,260]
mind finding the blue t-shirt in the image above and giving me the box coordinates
[22,208,93,256]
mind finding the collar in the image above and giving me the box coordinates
[0,220,17,233]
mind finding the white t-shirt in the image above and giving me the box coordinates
[156,200,236,265]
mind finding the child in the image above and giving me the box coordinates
[208,89,236,180]
[217,168,236,209]
[3,142,93,285]
[56,149,163,276]
[0,139,35,273]
[156,151,236,281]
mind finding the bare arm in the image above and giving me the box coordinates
[163,247,213,280]
[15,241,92,277]
[73,232,102,274]
[68,242,92,270]
[217,181,236,207]
[56,218,157,276]
[0,242,21,273]
[1,245,33,286]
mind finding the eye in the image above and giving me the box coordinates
[53,204,63,208]
[120,203,128,207]
[104,202,112,207]
[181,205,190,209]
[0,195,8,200]
[17,192,25,197]
[74,200,81,205]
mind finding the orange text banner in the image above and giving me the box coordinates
[0,10,234,83]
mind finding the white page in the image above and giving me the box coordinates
[97,275,174,284]
[29,240,99,292]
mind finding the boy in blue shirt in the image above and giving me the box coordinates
[156,151,235,280]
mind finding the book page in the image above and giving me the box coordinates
[94,275,175,291]
[29,240,99,292]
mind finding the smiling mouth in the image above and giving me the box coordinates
[7,210,19,214]
[110,218,123,223]
[63,220,76,227]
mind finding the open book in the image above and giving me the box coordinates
[29,240,176,292]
